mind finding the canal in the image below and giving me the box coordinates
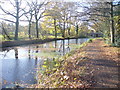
[0,38,88,88]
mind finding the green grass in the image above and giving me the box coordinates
[34,51,60,58]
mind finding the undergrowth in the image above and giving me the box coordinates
[35,40,91,88]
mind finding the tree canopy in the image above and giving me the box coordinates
[0,0,120,46]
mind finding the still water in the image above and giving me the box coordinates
[0,38,88,88]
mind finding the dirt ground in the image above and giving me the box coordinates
[81,39,119,88]
[23,39,120,88]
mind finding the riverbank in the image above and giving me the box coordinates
[1,38,89,89]
[32,38,119,88]
[0,37,84,49]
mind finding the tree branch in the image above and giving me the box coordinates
[0,5,16,18]
[0,18,15,23]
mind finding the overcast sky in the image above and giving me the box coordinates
[0,0,119,26]
[0,0,84,26]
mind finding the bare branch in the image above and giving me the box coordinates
[38,10,46,20]
[0,18,15,23]
[0,5,16,18]
[1,23,12,40]
[19,10,30,18]
[9,0,16,7]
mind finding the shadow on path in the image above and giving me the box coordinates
[83,39,119,88]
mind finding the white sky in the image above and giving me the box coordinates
[0,0,84,26]
[0,0,119,26]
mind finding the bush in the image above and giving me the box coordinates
[87,38,93,43]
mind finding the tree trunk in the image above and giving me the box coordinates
[2,24,11,40]
[76,25,79,38]
[68,28,70,38]
[14,1,19,40]
[54,18,57,39]
[36,20,39,38]
[28,22,31,39]
[15,17,19,40]
[110,2,115,44]
[67,22,70,38]
[62,21,65,38]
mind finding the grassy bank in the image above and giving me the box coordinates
[33,38,95,88]
[1,37,89,48]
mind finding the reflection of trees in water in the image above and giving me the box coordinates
[28,45,39,65]
[1,47,19,59]
[28,47,31,60]
[55,40,57,48]
[76,38,78,44]
[36,46,39,53]
[66,39,70,53]
[35,56,38,65]
[58,40,65,55]
[58,39,82,55]
[58,39,71,55]
[58,40,63,55]
[2,50,10,59]
[14,48,18,59]
[35,46,39,65]
[63,40,65,55]
[1,48,13,59]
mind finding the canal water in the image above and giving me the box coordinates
[0,38,88,88]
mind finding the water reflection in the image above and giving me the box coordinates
[14,48,18,59]
[28,46,31,60]
[66,39,70,53]
[76,38,78,44]
[63,40,65,55]
[35,46,39,65]
[35,46,39,53]
[55,40,57,48]
[58,41,62,52]
[1,38,89,88]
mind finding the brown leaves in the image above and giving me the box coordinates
[34,40,93,88]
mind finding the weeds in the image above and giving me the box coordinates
[35,40,90,88]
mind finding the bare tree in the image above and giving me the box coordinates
[55,2,77,38]
[45,2,61,39]
[0,0,28,40]
[32,0,48,38]
[23,1,34,39]
[0,22,11,40]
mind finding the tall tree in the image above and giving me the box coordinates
[57,2,77,38]
[0,0,28,40]
[45,2,61,38]
[32,0,48,38]
[23,1,34,39]
[78,1,117,44]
